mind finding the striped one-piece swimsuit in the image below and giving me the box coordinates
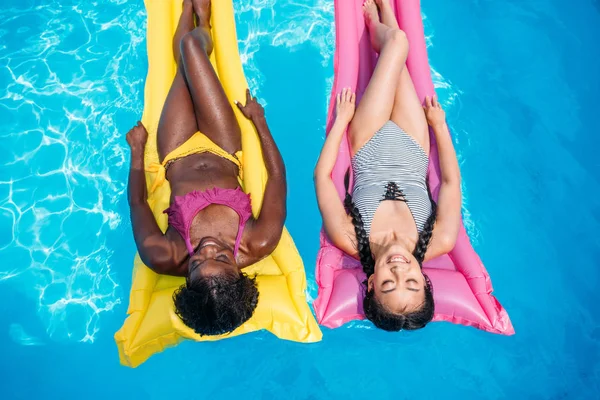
[351,120,431,236]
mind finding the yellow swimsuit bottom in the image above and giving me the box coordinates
[146,131,244,193]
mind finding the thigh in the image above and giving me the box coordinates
[157,67,198,162]
[349,39,408,154]
[180,37,241,154]
[389,67,430,154]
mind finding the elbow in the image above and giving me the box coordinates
[140,244,173,274]
[151,254,170,273]
[268,171,287,184]
[442,171,461,187]
[313,166,330,183]
[437,231,458,254]
[129,197,147,207]
[128,191,147,207]
[313,166,322,181]
[255,233,282,258]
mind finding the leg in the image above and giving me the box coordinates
[158,0,241,160]
[377,0,430,153]
[178,0,241,154]
[173,1,194,62]
[375,0,399,30]
[157,2,198,161]
[349,0,409,154]
[389,65,430,154]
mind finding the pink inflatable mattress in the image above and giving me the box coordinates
[313,0,514,334]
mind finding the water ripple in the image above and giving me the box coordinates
[235,0,334,103]
[0,0,145,342]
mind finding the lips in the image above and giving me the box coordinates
[387,254,409,264]
[199,237,220,249]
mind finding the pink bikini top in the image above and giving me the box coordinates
[164,187,252,257]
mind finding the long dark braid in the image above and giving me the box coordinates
[343,169,375,276]
[344,169,437,331]
[412,183,437,264]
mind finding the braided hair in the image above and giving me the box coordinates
[344,169,436,331]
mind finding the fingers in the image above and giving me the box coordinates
[425,95,442,109]
[243,88,259,104]
[425,95,432,108]
[234,100,244,112]
[338,87,355,103]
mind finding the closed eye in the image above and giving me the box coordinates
[189,258,205,273]
[406,278,420,292]
[381,279,396,293]
[216,255,230,263]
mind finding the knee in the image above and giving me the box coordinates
[385,28,409,53]
[179,31,198,56]
[181,29,213,58]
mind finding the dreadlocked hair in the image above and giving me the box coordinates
[344,168,437,331]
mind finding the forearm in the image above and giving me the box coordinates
[128,152,148,205]
[246,116,286,253]
[252,115,287,226]
[314,118,348,178]
[432,123,461,185]
[252,116,286,180]
[128,154,163,250]
[427,122,462,258]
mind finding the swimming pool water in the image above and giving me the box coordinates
[1,0,599,398]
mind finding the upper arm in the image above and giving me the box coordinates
[314,174,357,258]
[241,176,287,264]
[424,181,462,262]
[136,233,182,275]
[242,219,284,265]
[130,199,186,275]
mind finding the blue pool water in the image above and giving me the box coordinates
[1,0,599,398]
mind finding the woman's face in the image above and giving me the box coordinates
[368,243,426,313]
[188,237,238,281]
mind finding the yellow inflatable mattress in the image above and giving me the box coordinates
[115,0,322,368]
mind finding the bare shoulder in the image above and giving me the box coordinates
[237,218,282,267]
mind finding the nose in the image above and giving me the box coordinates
[391,264,409,273]
[199,244,219,257]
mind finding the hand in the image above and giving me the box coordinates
[335,87,356,125]
[126,121,148,156]
[235,89,265,121]
[423,95,446,129]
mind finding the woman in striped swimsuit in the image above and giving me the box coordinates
[314,0,462,331]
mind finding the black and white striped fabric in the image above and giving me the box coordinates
[351,120,431,236]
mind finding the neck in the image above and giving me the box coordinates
[369,230,416,259]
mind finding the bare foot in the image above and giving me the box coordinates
[374,0,388,11]
[190,0,213,55]
[174,0,195,62]
[363,0,383,52]
[192,0,212,29]
[363,0,380,27]
[374,0,399,29]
